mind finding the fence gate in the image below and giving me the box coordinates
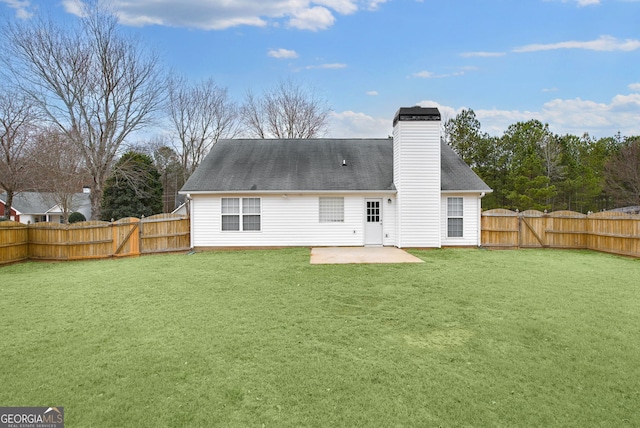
[112,218,140,257]
[519,211,547,248]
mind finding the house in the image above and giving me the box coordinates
[180,106,491,248]
[0,191,92,224]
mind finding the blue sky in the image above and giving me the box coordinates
[2,0,639,139]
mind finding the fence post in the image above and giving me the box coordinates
[111,222,116,257]
[516,209,521,249]
[139,215,144,254]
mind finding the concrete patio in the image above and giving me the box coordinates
[310,247,424,264]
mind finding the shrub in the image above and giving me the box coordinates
[68,212,86,223]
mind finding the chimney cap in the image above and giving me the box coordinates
[393,106,441,126]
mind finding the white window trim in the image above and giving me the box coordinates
[221,197,261,232]
[447,197,464,238]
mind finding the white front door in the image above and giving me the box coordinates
[364,199,383,246]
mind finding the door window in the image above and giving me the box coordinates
[367,201,380,223]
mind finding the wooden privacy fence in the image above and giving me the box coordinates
[482,209,640,258]
[0,213,190,265]
[4,210,640,263]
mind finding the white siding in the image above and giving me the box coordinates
[393,120,441,248]
[18,214,37,224]
[191,193,396,247]
[382,197,396,246]
[440,193,482,246]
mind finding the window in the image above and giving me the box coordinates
[447,197,463,238]
[221,198,239,230]
[242,198,261,231]
[319,197,344,222]
[366,200,380,223]
[222,198,260,231]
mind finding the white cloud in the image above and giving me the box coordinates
[113,2,270,30]
[366,0,389,10]
[473,94,640,137]
[52,0,388,31]
[62,0,87,17]
[550,0,601,6]
[329,92,640,139]
[306,63,347,69]
[460,51,506,58]
[82,1,371,31]
[268,48,298,59]
[412,70,465,79]
[514,35,640,53]
[474,108,547,136]
[366,91,379,96]
[314,0,358,15]
[629,83,640,92]
[328,111,391,138]
[412,71,436,78]
[1,0,34,19]
[288,6,335,31]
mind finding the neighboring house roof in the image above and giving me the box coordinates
[609,206,640,215]
[181,138,490,193]
[0,192,90,215]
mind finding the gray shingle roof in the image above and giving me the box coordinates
[181,138,490,193]
[0,192,91,214]
[182,139,395,192]
[441,141,491,192]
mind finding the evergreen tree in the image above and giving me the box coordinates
[500,120,557,211]
[444,108,483,166]
[101,151,163,221]
[442,111,625,212]
[556,134,612,212]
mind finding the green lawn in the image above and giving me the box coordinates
[1,248,639,427]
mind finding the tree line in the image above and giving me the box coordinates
[444,109,640,213]
[0,3,330,221]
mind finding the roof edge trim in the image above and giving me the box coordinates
[180,190,398,196]
[441,189,494,194]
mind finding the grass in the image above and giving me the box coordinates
[1,248,639,427]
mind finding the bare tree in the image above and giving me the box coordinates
[0,88,38,220]
[604,137,640,207]
[538,131,566,184]
[168,76,240,181]
[2,3,166,219]
[29,128,89,223]
[139,136,184,212]
[240,79,331,139]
